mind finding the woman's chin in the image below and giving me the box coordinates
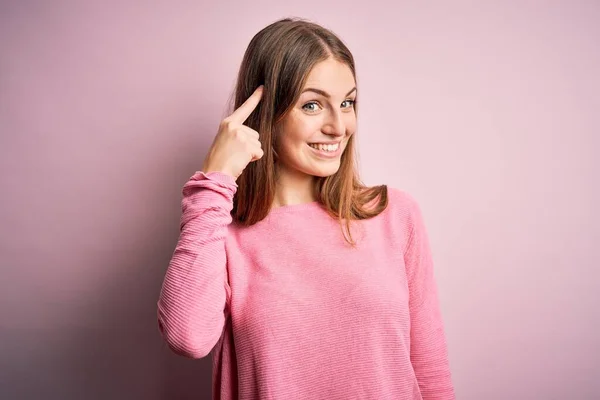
[306,163,341,178]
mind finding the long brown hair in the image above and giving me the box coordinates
[230,17,388,247]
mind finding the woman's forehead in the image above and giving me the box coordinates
[302,59,355,91]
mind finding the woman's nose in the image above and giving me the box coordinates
[322,109,345,137]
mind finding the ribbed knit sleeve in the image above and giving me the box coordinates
[404,196,456,399]
[157,170,237,359]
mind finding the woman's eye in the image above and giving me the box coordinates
[302,101,321,113]
[342,99,355,109]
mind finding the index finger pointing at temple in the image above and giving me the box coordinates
[229,85,264,124]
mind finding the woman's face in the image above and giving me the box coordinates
[275,57,357,178]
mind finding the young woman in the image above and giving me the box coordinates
[157,17,455,400]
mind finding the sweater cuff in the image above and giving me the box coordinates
[191,170,238,188]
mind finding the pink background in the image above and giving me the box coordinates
[1,1,598,399]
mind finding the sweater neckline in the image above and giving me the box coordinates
[267,200,323,214]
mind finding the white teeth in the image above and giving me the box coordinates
[309,143,339,152]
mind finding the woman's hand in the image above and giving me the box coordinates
[202,85,265,179]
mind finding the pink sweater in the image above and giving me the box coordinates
[157,170,455,400]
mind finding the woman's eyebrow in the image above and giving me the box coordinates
[301,87,357,98]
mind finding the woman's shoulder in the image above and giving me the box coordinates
[356,184,422,227]
[383,185,421,215]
